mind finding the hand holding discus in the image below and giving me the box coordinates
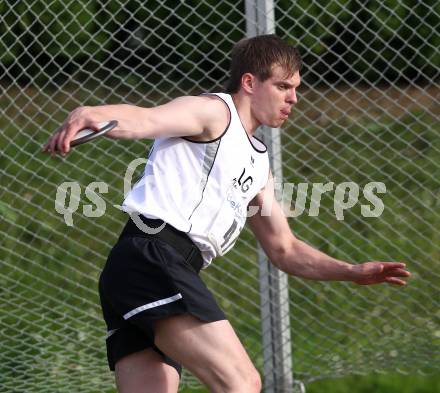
[70,120,118,147]
[43,116,118,156]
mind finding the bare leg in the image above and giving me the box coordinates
[153,314,261,393]
[115,348,180,393]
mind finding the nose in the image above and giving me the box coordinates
[287,89,297,105]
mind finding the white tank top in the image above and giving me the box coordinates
[122,93,270,267]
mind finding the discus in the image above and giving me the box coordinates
[70,120,118,147]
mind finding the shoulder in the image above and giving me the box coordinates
[171,94,227,113]
[179,94,230,142]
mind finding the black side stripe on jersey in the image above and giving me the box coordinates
[130,144,155,190]
[187,138,222,225]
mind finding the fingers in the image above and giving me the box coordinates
[385,277,407,286]
[57,129,68,154]
[43,122,82,156]
[381,262,406,270]
[386,268,411,278]
[42,123,67,156]
[46,129,62,156]
[384,266,411,286]
[42,106,93,156]
[62,120,86,154]
[55,121,78,155]
[64,127,75,153]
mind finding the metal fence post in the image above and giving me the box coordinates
[245,1,294,392]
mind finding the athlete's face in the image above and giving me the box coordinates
[251,65,300,128]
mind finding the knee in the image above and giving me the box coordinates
[246,367,262,392]
[222,365,262,393]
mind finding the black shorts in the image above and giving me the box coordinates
[98,216,226,375]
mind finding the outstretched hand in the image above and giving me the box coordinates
[353,262,411,286]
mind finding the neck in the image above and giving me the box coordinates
[231,92,260,136]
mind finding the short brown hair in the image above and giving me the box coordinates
[224,34,302,94]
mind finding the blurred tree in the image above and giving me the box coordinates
[0,0,111,85]
[277,0,439,84]
[1,0,438,86]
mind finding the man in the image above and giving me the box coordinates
[43,35,410,393]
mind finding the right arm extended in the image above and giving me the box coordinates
[43,95,227,155]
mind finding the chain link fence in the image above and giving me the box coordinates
[276,0,439,384]
[1,1,439,392]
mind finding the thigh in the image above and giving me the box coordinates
[115,348,180,393]
[153,314,257,390]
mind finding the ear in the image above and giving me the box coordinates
[241,73,255,94]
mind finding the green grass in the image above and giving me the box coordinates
[179,373,440,393]
[306,374,440,393]
[1,83,439,392]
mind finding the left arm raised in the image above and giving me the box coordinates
[247,177,410,285]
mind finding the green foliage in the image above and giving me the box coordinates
[1,1,438,86]
[0,0,244,88]
[277,0,439,83]
[0,1,111,84]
